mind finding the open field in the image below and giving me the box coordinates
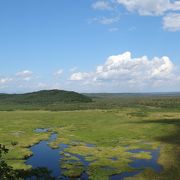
[0,95,180,179]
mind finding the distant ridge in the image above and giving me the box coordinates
[0,89,92,105]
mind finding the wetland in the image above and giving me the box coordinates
[0,94,180,179]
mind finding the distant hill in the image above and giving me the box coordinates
[0,90,92,105]
[0,90,179,111]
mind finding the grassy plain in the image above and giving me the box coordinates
[0,95,180,179]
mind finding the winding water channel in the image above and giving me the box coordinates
[26,129,163,179]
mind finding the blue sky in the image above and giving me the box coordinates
[0,0,180,93]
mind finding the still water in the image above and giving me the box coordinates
[26,129,163,179]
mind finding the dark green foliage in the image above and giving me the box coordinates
[0,89,92,104]
[0,89,92,110]
[17,168,55,179]
[0,91,180,111]
[0,144,18,179]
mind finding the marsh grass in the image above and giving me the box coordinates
[0,99,179,179]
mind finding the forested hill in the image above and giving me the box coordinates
[0,90,92,105]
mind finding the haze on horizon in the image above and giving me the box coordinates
[0,0,180,93]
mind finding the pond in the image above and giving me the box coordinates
[26,133,66,177]
[26,128,163,179]
[110,149,163,180]
[26,129,89,179]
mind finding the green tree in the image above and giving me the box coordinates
[0,144,18,179]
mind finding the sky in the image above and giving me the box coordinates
[0,0,180,93]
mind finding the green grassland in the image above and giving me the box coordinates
[0,97,180,179]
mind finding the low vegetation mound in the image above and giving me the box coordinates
[0,90,92,105]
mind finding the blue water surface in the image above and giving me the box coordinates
[26,129,163,180]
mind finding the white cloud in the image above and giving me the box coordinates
[163,13,180,31]
[0,70,39,92]
[92,16,120,25]
[16,70,33,81]
[92,1,113,10]
[116,0,180,16]
[54,69,64,77]
[91,0,180,31]
[70,72,91,81]
[70,51,180,92]
[0,78,13,84]
[1,56,179,93]
[0,70,63,93]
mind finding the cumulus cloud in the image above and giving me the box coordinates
[116,1,180,31]
[16,70,33,81]
[92,1,113,10]
[70,51,180,91]
[0,70,37,92]
[92,0,180,31]
[163,13,180,31]
[116,0,180,16]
